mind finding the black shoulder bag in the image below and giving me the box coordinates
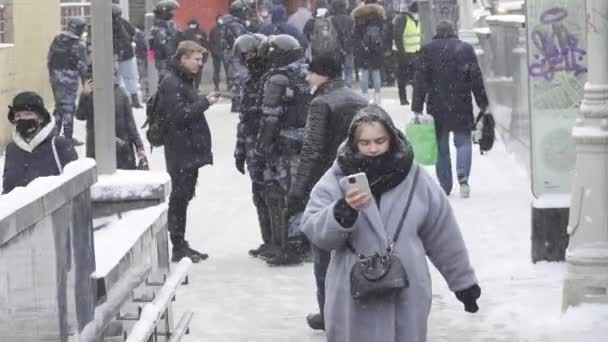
[347,165,420,300]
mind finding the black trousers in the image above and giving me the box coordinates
[265,182,288,250]
[168,168,199,247]
[212,54,229,90]
[313,245,331,317]
[397,52,418,104]
[252,182,272,245]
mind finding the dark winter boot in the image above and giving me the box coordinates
[306,313,325,331]
[248,243,270,257]
[172,242,208,263]
[266,249,303,267]
[131,94,143,109]
[257,245,279,261]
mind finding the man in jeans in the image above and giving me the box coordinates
[158,41,219,262]
[411,20,488,197]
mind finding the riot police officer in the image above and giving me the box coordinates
[256,35,311,266]
[233,34,275,259]
[47,17,88,145]
[150,0,179,82]
[219,0,249,112]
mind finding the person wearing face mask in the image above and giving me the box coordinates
[209,15,230,92]
[287,54,367,331]
[393,1,420,105]
[300,105,480,342]
[150,0,180,82]
[3,92,78,194]
[47,17,88,146]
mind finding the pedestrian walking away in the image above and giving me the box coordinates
[112,4,142,108]
[300,105,481,342]
[411,20,489,197]
[156,41,220,263]
[393,1,421,105]
[288,54,368,331]
[3,92,78,194]
[352,0,386,104]
[47,16,88,146]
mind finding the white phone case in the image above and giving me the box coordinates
[339,172,372,197]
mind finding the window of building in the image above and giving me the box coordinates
[60,0,91,30]
[0,1,14,45]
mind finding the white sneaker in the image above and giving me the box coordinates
[460,183,470,198]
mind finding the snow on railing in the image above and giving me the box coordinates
[126,258,193,342]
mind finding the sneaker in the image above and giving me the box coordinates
[266,249,303,267]
[400,99,410,106]
[459,183,470,198]
[306,313,325,331]
[248,243,269,257]
[187,246,209,260]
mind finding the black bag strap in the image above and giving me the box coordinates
[346,165,420,257]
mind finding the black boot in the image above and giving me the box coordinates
[172,242,208,263]
[131,94,143,109]
[248,243,270,257]
[306,313,325,331]
[257,245,279,261]
[266,249,303,266]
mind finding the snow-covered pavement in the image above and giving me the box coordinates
[87,92,608,341]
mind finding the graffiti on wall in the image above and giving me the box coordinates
[529,7,587,81]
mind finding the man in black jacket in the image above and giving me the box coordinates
[412,20,489,198]
[158,41,220,263]
[288,55,368,331]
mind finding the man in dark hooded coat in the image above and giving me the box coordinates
[411,20,489,198]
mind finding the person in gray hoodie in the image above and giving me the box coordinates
[301,105,480,342]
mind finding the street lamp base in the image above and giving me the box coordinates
[563,242,608,311]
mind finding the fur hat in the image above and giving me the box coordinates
[308,54,342,79]
[7,91,51,124]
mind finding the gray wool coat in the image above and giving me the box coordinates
[301,163,478,342]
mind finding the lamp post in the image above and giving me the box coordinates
[91,0,116,174]
[562,0,608,309]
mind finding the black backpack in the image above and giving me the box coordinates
[310,17,339,58]
[474,112,495,154]
[143,92,167,147]
[362,24,383,54]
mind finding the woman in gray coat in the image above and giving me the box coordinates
[301,105,481,342]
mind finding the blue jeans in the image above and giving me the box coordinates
[117,57,140,95]
[436,128,472,195]
[342,53,354,87]
[360,68,381,94]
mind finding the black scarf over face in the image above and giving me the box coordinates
[337,105,414,198]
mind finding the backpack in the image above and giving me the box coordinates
[143,92,167,147]
[362,24,383,54]
[310,17,338,58]
[473,111,495,154]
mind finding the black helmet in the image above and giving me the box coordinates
[67,17,87,37]
[233,34,265,63]
[264,34,303,68]
[154,0,179,20]
[229,0,248,20]
[112,4,122,18]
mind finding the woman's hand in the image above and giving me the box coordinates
[345,188,371,210]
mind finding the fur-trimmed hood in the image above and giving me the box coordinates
[351,3,386,19]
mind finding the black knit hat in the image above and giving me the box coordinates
[7,91,51,124]
[308,54,342,79]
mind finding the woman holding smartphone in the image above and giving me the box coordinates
[300,105,480,342]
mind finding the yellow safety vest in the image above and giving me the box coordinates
[402,17,421,53]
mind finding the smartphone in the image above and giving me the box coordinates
[339,172,372,197]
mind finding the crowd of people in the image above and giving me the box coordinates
[2,0,490,341]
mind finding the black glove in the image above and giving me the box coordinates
[235,158,245,175]
[455,284,481,313]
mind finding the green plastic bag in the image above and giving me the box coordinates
[405,116,438,166]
